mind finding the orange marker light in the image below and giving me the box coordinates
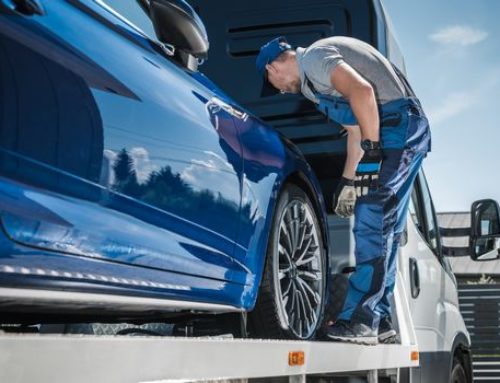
[411,351,419,361]
[288,351,305,366]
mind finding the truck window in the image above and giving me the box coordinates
[419,173,439,254]
[409,188,423,234]
[408,172,443,258]
[417,172,442,257]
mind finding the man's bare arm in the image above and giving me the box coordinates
[343,127,364,179]
[330,62,379,142]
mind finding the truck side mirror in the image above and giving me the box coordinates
[149,0,209,70]
[470,199,500,261]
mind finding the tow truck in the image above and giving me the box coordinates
[4,0,497,382]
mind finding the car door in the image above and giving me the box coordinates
[0,0,245,284]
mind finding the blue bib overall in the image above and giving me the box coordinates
[309,67,431,329]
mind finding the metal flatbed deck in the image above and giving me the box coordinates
[0,333,419,382]
[0,273,419,382]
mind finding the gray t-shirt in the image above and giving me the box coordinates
[296,36,406,104]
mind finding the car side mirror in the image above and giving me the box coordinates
[469,199,500,261]
[149,0,209,70]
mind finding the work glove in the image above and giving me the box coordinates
[355,141,383,197]
[332,177,357,218]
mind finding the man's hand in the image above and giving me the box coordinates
[333,177,357,218]
[355,141,383,196]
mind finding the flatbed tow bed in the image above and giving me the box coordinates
[0,334,418,383]
[0,276,419,383]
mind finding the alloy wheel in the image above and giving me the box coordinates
[273,199,324,339]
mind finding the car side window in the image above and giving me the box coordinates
[95,0,158,41]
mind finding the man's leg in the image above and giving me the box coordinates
[376,231,403,342]
[327,149,423,344]
[376,151,425,341]
[326,188,397,345]
[336,192,397,325]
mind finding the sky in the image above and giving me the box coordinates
[383,0,500,212]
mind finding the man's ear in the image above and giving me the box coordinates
[265,63,277,74]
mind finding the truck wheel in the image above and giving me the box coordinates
[450,356,467,383]
[249,184,326,340]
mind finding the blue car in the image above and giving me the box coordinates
[0,0,330,340]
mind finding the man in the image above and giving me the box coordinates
[256,36,431,345]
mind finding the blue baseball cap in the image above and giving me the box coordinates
[255,36,292,97]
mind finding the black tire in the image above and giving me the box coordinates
[249,184,327,340]
[450,356,467,383]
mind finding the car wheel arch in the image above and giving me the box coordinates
[248,179,328,339]
[248,169,330,310]
[283,170,330,255]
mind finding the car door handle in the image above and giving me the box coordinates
[409,257,420,298]
[0,0,45,16]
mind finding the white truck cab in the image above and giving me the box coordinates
[399,171,472,382]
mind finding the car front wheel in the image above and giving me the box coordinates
[249,183,327,340]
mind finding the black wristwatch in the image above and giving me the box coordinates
[360,139,381,151]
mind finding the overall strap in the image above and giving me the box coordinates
[304,74,319,97]
[304,75,349,139]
